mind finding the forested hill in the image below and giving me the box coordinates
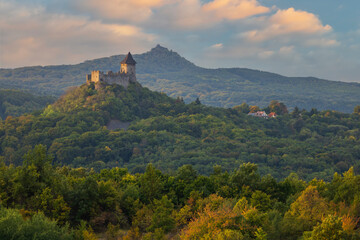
[1,45,360,112]
[0,89,55,119]
[1,82,360,180]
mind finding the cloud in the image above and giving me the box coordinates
[258,50,274,59]
[304,38,339,47]
[203,0,270,20]
[75,0,168,23]
[279,46,294,56]
[0,1,157,67]
[209,43,224,50]
[2,0,359,83]
[164,0,270,29]
[243,8,333,42]
[75,0,270,29]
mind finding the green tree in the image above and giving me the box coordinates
[36,187,71,225]
[139,164,163,203]
[250,190,272,212]
[0,208,74,240]
[305,215,344,240]
[231,163,260,192]
[148,195,175,233]
[233,103,250,114]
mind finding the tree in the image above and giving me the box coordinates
[281,185,329,239]
[148,195,175,233]
[195,98,201,105]
[249,105,260,113]
[233,103,250,114]
[13,145,55,207]
[176,165,197,183]
[250,190,273,212]
[139,164,163,203]
[268,100,288,115]
[36,187,71,225]
[292,106,301,118]
[179,195,239,240]
[305,215,344,240]
[231,163,260,192]
[354,105,360,114]
[23,144,53,182]
[286,185,329,224]
[0,208,74,240]
[68,176,100,224]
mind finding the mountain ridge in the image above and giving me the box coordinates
[1,45,359,112]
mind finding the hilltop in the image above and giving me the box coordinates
[1,45,360,112]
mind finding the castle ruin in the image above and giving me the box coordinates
[86,52,137,89]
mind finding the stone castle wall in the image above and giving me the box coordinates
[86,69,136,89]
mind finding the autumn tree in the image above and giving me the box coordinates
[268,100,288,115]
[281,185,329,239]
[354,105,360,114]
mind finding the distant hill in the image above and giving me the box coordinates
[1,45,359,112]
[0,89,55,119]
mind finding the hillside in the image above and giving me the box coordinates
[0,89,55,119]
[1,45,359,112]
[1,82,359,180]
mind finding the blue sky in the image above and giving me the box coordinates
[1,0,360,82]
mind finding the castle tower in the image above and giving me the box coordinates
[86,51,137,89]
[120,52,136,75]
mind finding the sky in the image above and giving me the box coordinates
[1,0,360,83]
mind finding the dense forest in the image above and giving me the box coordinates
[0,89,55,119]
[1,82,359,181]
[1,145,360,239]
[1,45,360,112]
[0,78,359,239]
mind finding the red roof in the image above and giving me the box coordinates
[268,112,277,117]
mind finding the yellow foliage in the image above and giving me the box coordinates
[341,214,358,232]
[286,185,329,223]
[82,228,98,240]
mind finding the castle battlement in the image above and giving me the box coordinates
[86,52,137,89]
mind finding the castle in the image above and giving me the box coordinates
[86,52,137,89]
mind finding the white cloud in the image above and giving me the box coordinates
[304,38,339,47]
[258,50,274,59]
[202,0,270,20]
[279,46,294,56]
[75,0,169,23]
[168,0,270,29]
[0,1,157,67]
[243,8,333,42]
[210,43,224,49]
[76,0,270,29]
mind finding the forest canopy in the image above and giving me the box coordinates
[0,83,359,180]
[1,145,360,239]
